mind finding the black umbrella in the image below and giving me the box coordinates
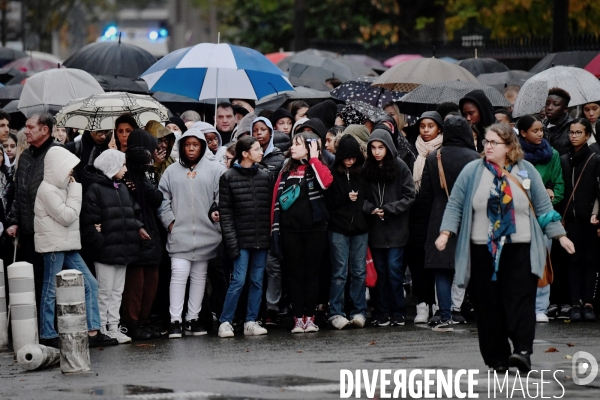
[458,58,509,77]
[5,71,35,85]
[0,47,27,67]
[330,80,404,108]
[0,84,24,107]
[397,80,510,115]
[477,70,534,91]
[530,51,599,74]
[0,67,19,84]
[2,99,26,130]
[63,41,156,80]
[91,74,148,93]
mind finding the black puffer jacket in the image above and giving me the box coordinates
[261,147,285,180]
[558,144,600,223]
[544,113,574,156]
[219,163,272,258]
[80,166,143,265]
[273,130,291,153]
[7,136,60,234]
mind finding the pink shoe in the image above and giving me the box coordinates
[303,316,319,333]
[291,317,304,333]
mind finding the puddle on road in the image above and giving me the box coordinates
[363,356,421,363]
[217,374,336,387]
[58,384,174,396]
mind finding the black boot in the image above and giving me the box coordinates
[126,321,153,341]
[508,352,531,372]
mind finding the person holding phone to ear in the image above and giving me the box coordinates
[325,134,369,330]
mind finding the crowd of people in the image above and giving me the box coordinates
[1,82,599,373]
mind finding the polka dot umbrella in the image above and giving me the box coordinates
[330,80,404,108]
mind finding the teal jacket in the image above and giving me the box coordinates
[440,158,566,288]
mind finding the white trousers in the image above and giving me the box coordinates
[170,258,208,323]
[95,262,127,331]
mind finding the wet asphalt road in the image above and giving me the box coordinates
[1,319,600,400]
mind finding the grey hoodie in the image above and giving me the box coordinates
[158,128,226,261]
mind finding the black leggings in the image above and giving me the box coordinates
[470,243,538,367]
[281,230,327,318]
[565,221,599,305]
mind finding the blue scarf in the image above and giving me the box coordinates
[484,159,517,281]
[518,137,553,165]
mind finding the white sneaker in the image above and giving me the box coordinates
[303,316,319,333]
[291,317,305,333]
[107,326,132,344]
[350,314,366,328]
[244,321,267,336]
[218,322,234,338]
[414,302,429,324]
[536,313,549,323]
[328,315,350,330]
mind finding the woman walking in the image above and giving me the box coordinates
[217,136,272,338]
[363,130,415,327]
[271,131,332,333]
[436,123,574,372]
[158,126,225,338]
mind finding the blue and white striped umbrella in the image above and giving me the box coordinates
[140,43,294,101]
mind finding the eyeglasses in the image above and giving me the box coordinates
[569,131,585,137]
[482,139,506,148]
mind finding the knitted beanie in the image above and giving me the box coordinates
[93,149,125,179]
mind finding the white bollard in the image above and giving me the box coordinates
[7,262,38,355]
[0,260,8,351]
[56,270,90,374]
[17,343,60,370]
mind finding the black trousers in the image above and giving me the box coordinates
[565,221,599,305]
[405,237,435,304]
[470,243,538,368]
[549,238,570,307]
[281,230,327,318]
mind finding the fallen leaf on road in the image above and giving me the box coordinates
[567,343,575,347]
[135,343,155,347]
[369,341,376,346]
[564,355,573,359]
[297,350,303,353]
[245,350,250,352]
[98,348,104,351]
[545,347,559,353]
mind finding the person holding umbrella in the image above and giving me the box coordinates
[436,123,575,372]
[542,88,573,156]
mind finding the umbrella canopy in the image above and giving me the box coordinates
[141,43,294,101]
[2,99,26,130]
[91,74,148,93]
[512,66,600,117]
[276,48,339,72]
[383,54,423,68]
[18,69,105,117]
[3,57,59,73]
[330,80,403,108]
[0,47,27,67]
[584,53,600,78]
[530,51,599,74]
[397,80,510,115]
[477,70,534,92]
[55,92,169,130]
[257,86,333,110]
[265,51,294,64]
[372,57,478,92]
[457,58,509,77]
[344,54,387,72]
[0,84,24,107]
[26,51,62,64]
[0,67,20,84]
[287,54,377,90]
[5,71,35,85]
[63,41,157,80]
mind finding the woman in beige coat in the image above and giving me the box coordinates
[34,146,116,347]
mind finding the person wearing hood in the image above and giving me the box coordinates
[145,121,177,184]
[66,129,112,186]
[295,118,335,166]
[271,131,333,333]
[326,135,369,330]
[231,112,257,143]
[374,114,416,170]
[516,115,564,325]
[35,146,118,348]
[217,136,271,338]
[420,116,480,331]
[81,149,147,344]
[157,126,225,338]
[306,100,337,131]
[335,124,370,160]
[543,88,574,156]
[166,116,188,161]
[363,130,415,327]
[252,117,285,178]
[459,90,497,152]
[204,125,228,166]
[406,111,444,325]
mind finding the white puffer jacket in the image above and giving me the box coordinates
[34,147,82,253]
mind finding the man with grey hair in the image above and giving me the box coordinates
[6,114,61,321]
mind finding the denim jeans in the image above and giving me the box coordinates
[220,249,268,323]
[536,285,550,314]
[265,254,282,311]
[371,247,405,318]
[40,251,101,339]
[328,231,368,318]
[435,270,454,321]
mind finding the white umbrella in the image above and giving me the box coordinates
[17,68,104,117]
[55,92,169,130]
[513,66,600,117]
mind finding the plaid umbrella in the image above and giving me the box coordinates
[397,80,510,115]
[55,92,169,130]
[330,80,404,108]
